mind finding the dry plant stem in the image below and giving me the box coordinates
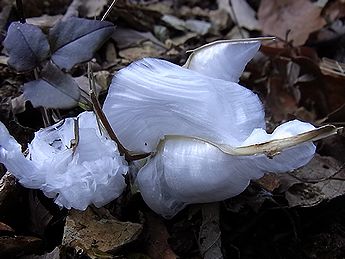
[89,90,126,155]
[161,124,342,158]
[39,108,51,128]
[71,118,80,155]
[90,91,150,162]
[101,0,119,21]
[87,62,103,135]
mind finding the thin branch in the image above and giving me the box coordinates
[101,0,119,21]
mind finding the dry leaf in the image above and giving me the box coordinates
[26,15,62,31]
[62,208,142,257]
[162,14,211,35]
[258,0,326,46]
[119,42,165,60]
[209,8,232,32]
[278,154,345,207]
[256,173,281,192]
[112,26,165,49]
[64,0,107,19]
[230,0,260,31]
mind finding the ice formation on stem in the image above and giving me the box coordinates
[103,39,339,218]
[0,111,127,210]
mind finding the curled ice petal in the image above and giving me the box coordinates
[137,120,317,218]
[184,40,261,82]
[0,112,127,210]
[103,58,265,153]
[0,122,39,184]
[241,120,316,146]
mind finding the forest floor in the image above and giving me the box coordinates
[1,0,345,258]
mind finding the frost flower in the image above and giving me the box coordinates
[0,111,127,210]
[102,39,339,218]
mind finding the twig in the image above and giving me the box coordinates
[71,118,80,155]
[87,62,103,135]
[101,0,119,21]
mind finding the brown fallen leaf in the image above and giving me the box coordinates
[278,154,345,207]
[63,0,108,19]
[62,207,142,258]
[119,42,166,61]
[258,0,326,46]
[256,173,281,192]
